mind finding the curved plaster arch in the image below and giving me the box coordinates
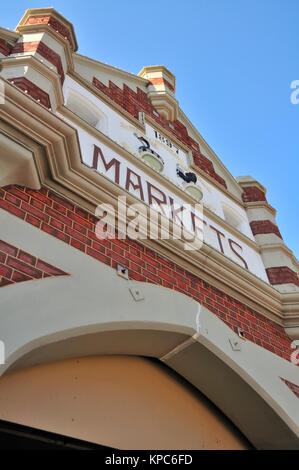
[0,274,298,449]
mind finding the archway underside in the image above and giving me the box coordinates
[0,354,251,450]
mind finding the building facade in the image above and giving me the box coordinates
[0,7,298,449]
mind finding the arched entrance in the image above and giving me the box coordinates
[0,355,250,449]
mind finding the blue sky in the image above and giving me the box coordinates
[2,0,299,258]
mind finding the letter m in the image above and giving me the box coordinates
[92,145,120,185]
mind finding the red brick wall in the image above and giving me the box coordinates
[242,186,267,203]
[0,184,295,364]
[0,239,68,287]
[24,15,74,49]
[250,220,282,239]
[266,267,299,287]
[0,38,12,56]
[148,76,175,92]
[92,77,227,188]
[9,77,51,109]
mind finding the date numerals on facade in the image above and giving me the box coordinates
[154,130,179,155]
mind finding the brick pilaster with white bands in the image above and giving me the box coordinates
[237,176,299,292]
[0,7,77,111]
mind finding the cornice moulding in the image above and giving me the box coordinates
[138,65,175,83]
[260,243,299,270]
[236,176,267,193]
[0,27,20,44]
[244,201,277,215]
